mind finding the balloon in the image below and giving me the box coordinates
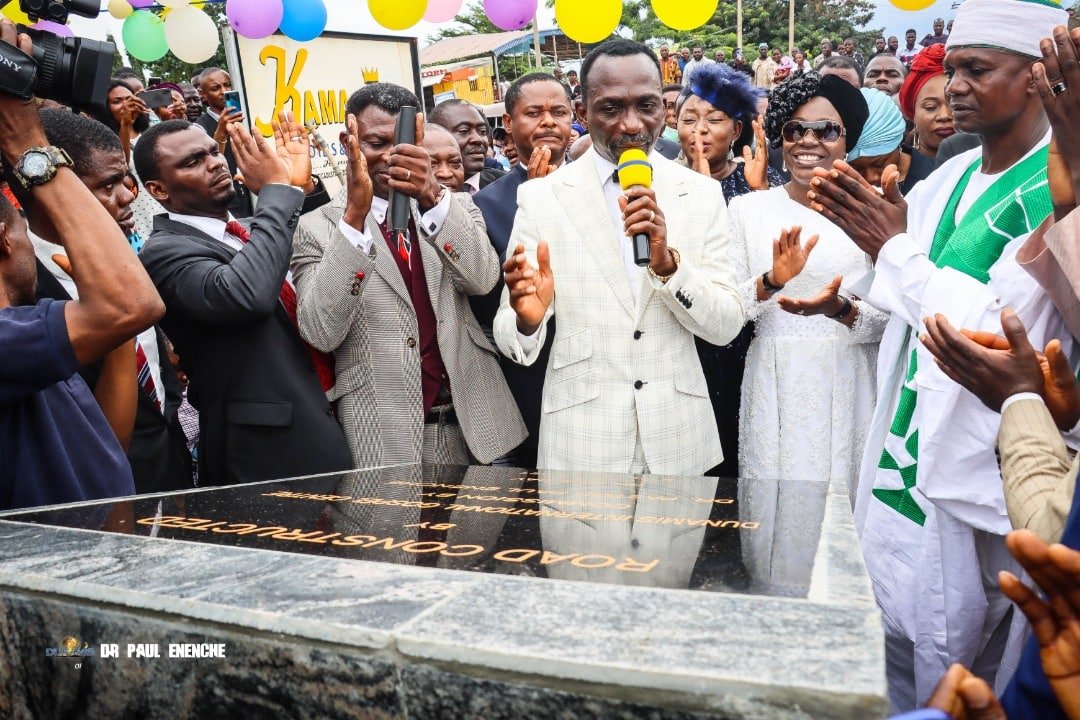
[368,0,426,31]
[122,10,168,62]
[889,0,936,9]
[32,20,73,37]
[555,0,620,44]
[424,0,461,23]
[164,6,219,63]
[226,0,284,39]
[1,2,32,24]
[652,0,717,31]
[483,0,535,31]
[128,0,153,8]
[280,0,327,42]
[108,0,133,19]
[159,0,186,6]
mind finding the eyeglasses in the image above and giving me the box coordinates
[781,120,845,144]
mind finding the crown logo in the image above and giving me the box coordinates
[362,67,379,84]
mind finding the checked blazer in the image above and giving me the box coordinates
[291,190,527,468]
[493,147,746,476]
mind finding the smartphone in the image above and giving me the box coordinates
[137,88,173,108]
[148,76,162,87]
[224,90,242,115]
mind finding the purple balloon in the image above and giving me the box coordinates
[226,0,285,39]
[483,0,536,31]
[32,19,73,37]
[128,0,152,8]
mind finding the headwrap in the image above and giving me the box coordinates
[778,56,795,72]
[946,0,1067,58]
[685,61,764,121]
[817,73,869,152]
[847,88,907,161]
[571,122,586,136]
[898,43,945,120]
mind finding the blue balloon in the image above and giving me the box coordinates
[279,0,327,42]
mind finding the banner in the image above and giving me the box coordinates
[227,28,422,195]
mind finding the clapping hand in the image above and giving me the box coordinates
[340,112,373,231]
[504,241,554,335]
[808,160,907,262]
[1000,530,1080,719]
[741,119,770,191]
[270,110,312,190]
[1034,26,1080,216]
[226,121,288,195]
[769,225,819,286]
[778,276,845,318]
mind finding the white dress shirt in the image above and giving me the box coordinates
[166,210,294,285]
[336,190,452,253]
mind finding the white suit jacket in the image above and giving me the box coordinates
[493,148,746,476]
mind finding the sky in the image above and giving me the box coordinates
[63,0,999,58]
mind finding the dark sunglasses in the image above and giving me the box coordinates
[781,120,845,144]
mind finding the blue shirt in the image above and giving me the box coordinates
[0,299,134,510]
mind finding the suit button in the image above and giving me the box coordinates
[633,330,642,339]
[634,380,643,389]
[406,337,417,348]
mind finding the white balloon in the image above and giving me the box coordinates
[107,0,132,20]
[159,0,186,7]
[164,6,219,64]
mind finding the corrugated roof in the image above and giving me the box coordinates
[420,31,531,65]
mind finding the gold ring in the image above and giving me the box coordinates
[290,136,302,142]
[405,169,411,181]
[648,210,655,222]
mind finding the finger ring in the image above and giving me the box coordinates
[648,210,655,222]
[290,136,302,142]
[1052,81,1068,96]
[405,169,412,181]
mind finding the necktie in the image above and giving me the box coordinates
[379,217,412,269]
[225,220,336,393]
[135,340,161,412]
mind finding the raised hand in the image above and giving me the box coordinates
[1034,26,1080,214]
[226,121,288,195]
[270,110,312,189]
[340,112,373,231]
[769,225,819,286]
[808,160,907,262]
[920,309,1045,412]
[1000,530,1080,720]
[504,241,554,335]
[213,106,244,146]
[741,119,769,190]
[777,275,844,317]
[119,95,149,128]
[387,112,442,211]
[527,145,554,180]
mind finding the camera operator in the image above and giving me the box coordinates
[0,22,164,510]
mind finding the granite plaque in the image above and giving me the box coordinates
[3,466,828,598]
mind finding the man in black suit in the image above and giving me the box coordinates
[472,73,573,467]
[33,108,193,494]
[135,114,352,486]
[193,67,251,218]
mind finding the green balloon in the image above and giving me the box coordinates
[123,10,168,62]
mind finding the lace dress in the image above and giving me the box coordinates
[727,186,888,498]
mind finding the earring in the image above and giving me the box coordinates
[727,143,735,161]
[912,129,921,152]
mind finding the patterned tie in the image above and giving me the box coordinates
[378,217,412,269]
[225,220,336,393]
[135,340,161,413]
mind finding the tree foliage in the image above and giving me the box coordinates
[111,3,229,82]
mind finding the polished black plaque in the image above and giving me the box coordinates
[0,466,829,597]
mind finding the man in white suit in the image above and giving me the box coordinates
[494,39,746,476]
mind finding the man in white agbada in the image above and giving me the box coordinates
[805,0,1072,711]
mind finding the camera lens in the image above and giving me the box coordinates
[20,27,114,115]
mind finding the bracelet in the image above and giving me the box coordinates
[646,247,680,283]
[826,296,854,320]
[761,270,784,292]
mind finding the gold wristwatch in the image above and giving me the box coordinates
[647,247,680,283]
[12,146,73,190]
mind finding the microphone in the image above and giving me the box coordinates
[389,105,417,234]
[616,148,653,266]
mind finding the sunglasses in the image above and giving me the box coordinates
[781,120,845,144]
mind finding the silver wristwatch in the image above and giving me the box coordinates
[12,146,73,190]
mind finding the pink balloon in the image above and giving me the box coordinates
[128,0,153,8]
[226,0,284,39]
[483,0,536,31]
[424,0,462,23]
[32,19,73,37]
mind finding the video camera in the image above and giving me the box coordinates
[0,0,114,114]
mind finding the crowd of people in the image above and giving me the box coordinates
[2,0,1080,716]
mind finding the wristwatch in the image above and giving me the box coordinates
[647,247,680,283]
[12,146,73,190]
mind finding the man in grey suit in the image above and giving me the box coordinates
[135,114,352,486]
[292,83,526,468]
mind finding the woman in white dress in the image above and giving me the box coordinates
[728,72,888,496]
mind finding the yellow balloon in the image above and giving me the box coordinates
[555,0,621,44]
[1,2,32,24]
[888,0,937,10]
[107,0,133,19]
[652,0,717,32]
[368,0,426,31]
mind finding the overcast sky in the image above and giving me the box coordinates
[66,0,968,58]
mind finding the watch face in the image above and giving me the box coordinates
[22,152,50,178]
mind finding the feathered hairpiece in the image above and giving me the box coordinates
[683,62,764,121]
